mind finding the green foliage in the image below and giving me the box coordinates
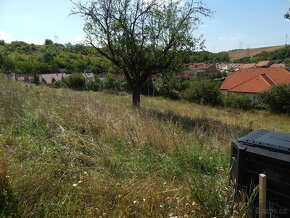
[233,45,290,63]
[64,73,86,90]
[52,80,67,88]
[0,51,15,73]
[180,80,221,106]
[285,8,290,19]
[44,39,54,46]
[222,93,253,110]
[0,41,111,75]
[153,75,190,99]
[0,40,5,45]
[258,84,290,114]
[186,51,230,64]
[85,79,101,91]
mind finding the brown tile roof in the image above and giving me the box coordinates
[270,64,290,68]
[220,68,290,93]
[255,61,272,67]
[240,63,256,69]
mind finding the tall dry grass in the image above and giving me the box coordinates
[0,77,289,217]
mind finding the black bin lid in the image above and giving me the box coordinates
[237,129,290,153]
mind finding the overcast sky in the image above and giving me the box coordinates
[0,0,289,52]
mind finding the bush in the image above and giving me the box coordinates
[153,75,189,99]
[85,79,101,91]
[180,80,221,105]
[52,80,67,88]
[258,84,290,114]
[64,74,86,90]
[222,93,252,110]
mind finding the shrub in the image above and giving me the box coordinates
[85,79,101,91]
[180,80,221,105]
[222,93,252,110]
[153,75,189,99]
[258,84,290,114]
[64,73,86,90]
[52,80,67,88]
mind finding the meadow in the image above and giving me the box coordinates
[0,77,289,217]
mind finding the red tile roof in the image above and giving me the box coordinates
[220,68,290,93]
[180,63,218,77]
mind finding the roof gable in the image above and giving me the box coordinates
[220,68,290,93]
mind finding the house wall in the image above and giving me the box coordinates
[223,90,258,103]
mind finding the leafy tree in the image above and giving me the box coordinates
[0,40,5,45]
[258,84,290,114]
[44,39,54,46]
[285,8,290,20]
[64,73,86,90]
[72,0,211,107]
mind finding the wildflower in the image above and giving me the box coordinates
[192,201,196,206]
[143,198,146,202]
[133,200,137,204]
[160,205,164,208]
[72,183,78,187]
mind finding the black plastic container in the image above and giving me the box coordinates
[231,129,290,215]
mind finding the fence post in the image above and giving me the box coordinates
[259,174,266,218]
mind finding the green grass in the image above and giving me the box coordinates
[0,78,289,217]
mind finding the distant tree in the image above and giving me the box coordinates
[72,0,211,107]
[285,8,290,20]
[0,40,5,45]
[44,39,54,46]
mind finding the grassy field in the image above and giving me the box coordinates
[0,78,289,217]
[228,45,286,60]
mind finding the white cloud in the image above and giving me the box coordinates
[72,35,86,44]
[0,30,11,42]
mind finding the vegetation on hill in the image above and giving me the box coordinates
[228,45,286,60]
[0,40,117,75]
[1,78,290,217]
[185,51,230,64]
[232,45,290,63]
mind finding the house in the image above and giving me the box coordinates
[220,68,290,102]
[270,64,290,69]
[255,61,272,68]
[180,63,219,79]
[39,73,68,85]
[216,63,257,73]
[7,74,35,83]
[82,73,95,80]
[240,63,257,69]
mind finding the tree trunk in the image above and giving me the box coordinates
[132,88,141,107]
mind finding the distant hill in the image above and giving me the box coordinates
[228,45,286,60]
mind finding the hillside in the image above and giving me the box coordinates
[1,78,290,217]
[228,45,286,60]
